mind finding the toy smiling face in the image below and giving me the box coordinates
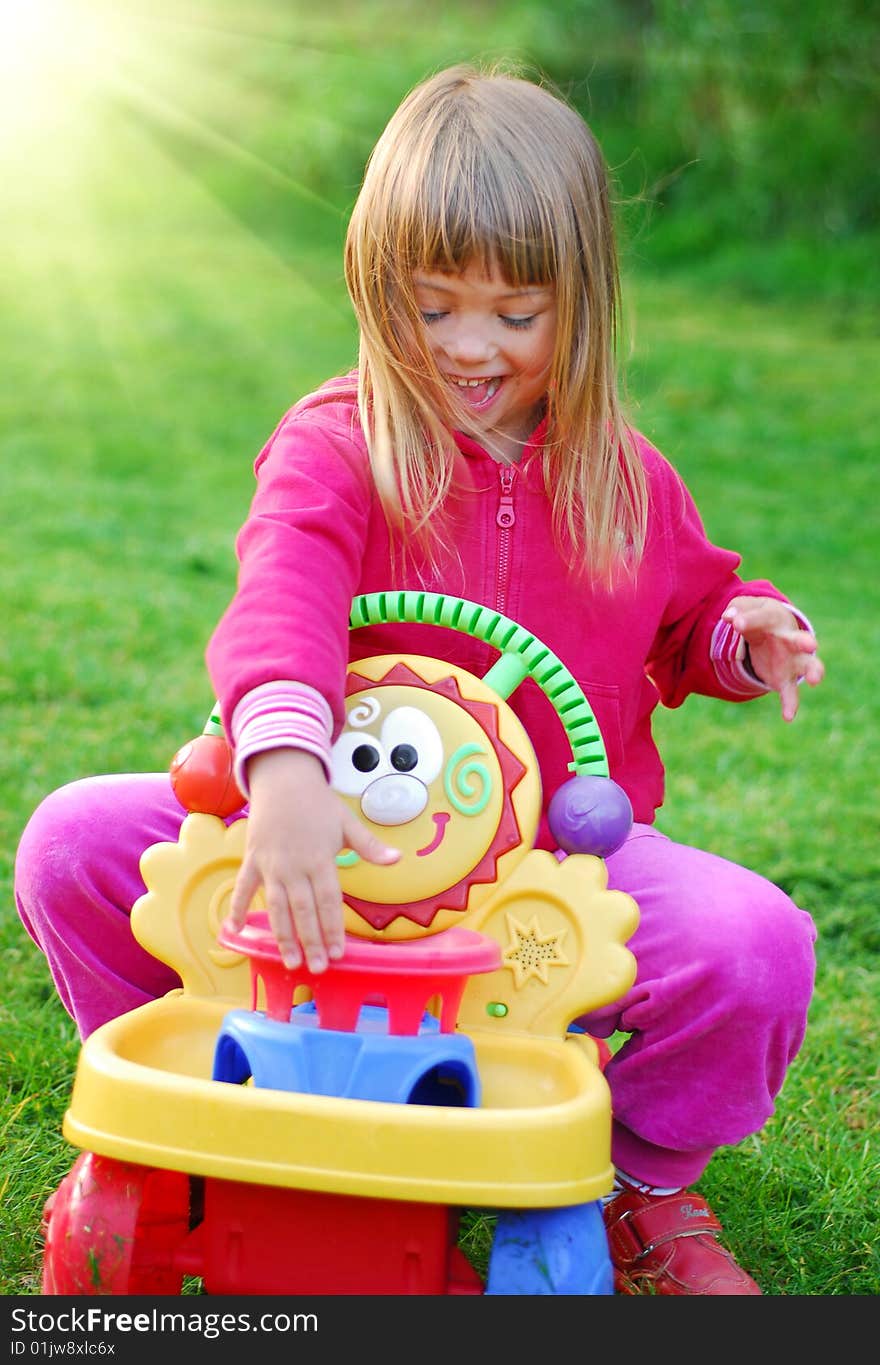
[333,657,542,940]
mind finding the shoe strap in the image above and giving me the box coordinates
[609,1192,723,1263]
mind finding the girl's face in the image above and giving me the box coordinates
[412,259,557,463]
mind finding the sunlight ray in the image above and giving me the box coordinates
[99,69,354,322]
[103,65,344,219]
[90,1,363,62]
[53,118,353,432]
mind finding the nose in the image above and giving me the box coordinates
[360,774,428,826]
[443,318,495,368]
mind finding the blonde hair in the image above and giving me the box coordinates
[343,61,647,579]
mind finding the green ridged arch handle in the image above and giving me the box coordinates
[348,590,608,778]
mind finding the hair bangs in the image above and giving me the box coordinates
[397,125,558,288]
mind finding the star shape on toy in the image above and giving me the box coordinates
[501,912,569,987]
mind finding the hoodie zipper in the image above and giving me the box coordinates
[495,464,517,615]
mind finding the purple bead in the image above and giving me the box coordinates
[547,775,633,858]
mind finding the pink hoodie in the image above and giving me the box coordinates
[206,373,790,839]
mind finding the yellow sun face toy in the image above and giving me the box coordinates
[325,590,634,943]
[332,656,542,940]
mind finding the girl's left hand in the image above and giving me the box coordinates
[721,595,825,722]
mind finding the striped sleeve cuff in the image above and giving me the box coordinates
[711,603,814,695]
[230,681,334,796]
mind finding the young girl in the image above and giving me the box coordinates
[16,63,824,1296]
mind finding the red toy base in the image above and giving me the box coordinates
[42,1154,485,1296]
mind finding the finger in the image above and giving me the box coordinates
[721,600,777,632]
[779,678,800,723]
[721,602,747,630]
[263,881,303,971]
[342,812,401,866]
[229,862,261,928]
[785,629,818,656]
[311,868,347,961]
[803,656,825,687]
[288,885,330,975]
[723,599,800,639]
[784,648,825,692]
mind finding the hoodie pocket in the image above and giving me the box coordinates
[574,678,624,775]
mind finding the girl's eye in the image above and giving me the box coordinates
[500,315,536,330]
[420,311,446,324]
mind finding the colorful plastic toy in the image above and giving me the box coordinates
[41,591,639,1295]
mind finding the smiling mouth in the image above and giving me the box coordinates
[446,375,502,408]
[416,811,450,856]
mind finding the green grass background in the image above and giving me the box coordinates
[1,0,877,1295]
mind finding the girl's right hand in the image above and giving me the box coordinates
[228,748,400,973]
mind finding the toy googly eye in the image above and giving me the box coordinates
[389,744,418,772]
[380,707,443,784]
[330,732,390,796]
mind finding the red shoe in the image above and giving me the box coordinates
[604,1188,762,1295]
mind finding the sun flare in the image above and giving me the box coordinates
[0,0,66,63]
[0,0,121,147]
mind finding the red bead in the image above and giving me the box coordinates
[170,734,246,816]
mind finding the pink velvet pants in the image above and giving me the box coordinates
[14,772,817,1189]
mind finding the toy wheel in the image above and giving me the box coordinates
[41,1151,190,1294]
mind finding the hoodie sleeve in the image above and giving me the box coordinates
[205,406,373,740]
[643,445,792,709]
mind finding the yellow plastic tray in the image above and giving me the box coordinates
[64,995,614,1206]
[62,813,638,1209]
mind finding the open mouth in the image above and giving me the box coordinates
[416,811,450,857]
[446,375,502,410]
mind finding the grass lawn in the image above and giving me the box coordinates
[1,0,877,1298]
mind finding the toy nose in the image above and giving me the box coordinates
[360,774,428,826]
